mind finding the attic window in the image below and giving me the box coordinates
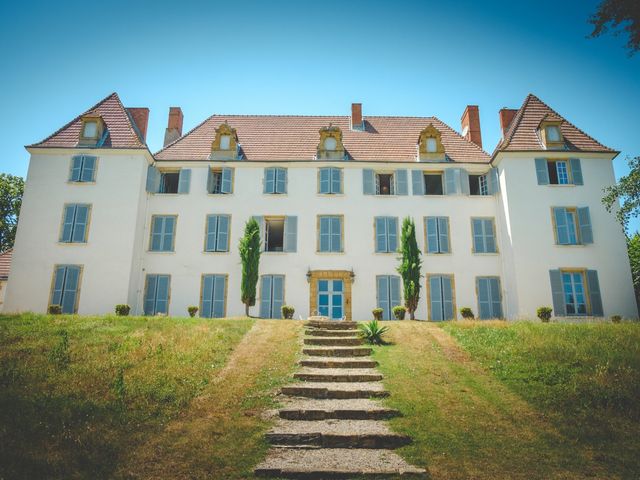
[426,138,437,153]
[539,119,564,149]
[83,121,98,139]
[546,126,561,142]
[79,115,104,146]
[324,137,337,151]
[220,135,231,150]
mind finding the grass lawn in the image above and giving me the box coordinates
[373,320,640,480]
[0,314,301,480]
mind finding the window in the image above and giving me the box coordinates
[143,274,170,315]
[253,216,297,253]
[477,277,502,319]
[50,265,82,314]
[428,275,455,321]
[472,218,497,253]
[264,167,287,194]
[426,137,437,153]
[265,217,285,252]
[83,121,97,138]
[205,215,230,252]
[149,215,176,252]
[424,173,443,195]
[553,207,592,245]
[60,204,91,243]
[159,171,180,193]
[425,217,449,253]
[69,155,97,182]
[549,269,603,317]
[546,126,561,143]
[535,158,583,186]
[260,275,284,318]
[219,134,231,150]
[201,274,227,318]
[146,167,190,194]
[562,272,587,316]
[363,169,408,195]
[376,173,394,195]
[324,137,337,151]
[319,167,342,194]
[207,167,233,194]
[318,215,343,252]
[469,174,488,195]
[376,275,401,320]
[375,217,398,253]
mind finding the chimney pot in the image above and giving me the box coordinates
[461,105,482,149]
[499,108,518,138]
[351,103,363,131]
[126,107,149,142]
[164,107,184,147]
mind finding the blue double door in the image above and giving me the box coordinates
[317,279,344,320]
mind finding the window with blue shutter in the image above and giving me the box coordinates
[363,169,375,195]
[144,274,170,315]
[50,265,82,313]
[471,218,497,253]
[69,155,97,182]
[424,217,450,253]
[201,274,227,318]
[205,215,230,252]
[536,158,583,186]
[264,167,287,194]
[374,217,398,253]
[319,167,342,194]
[552,207,592,245]
[395,170,408,195]
[476,277,502,319]
[284,216,298,252]
[259,275,285,318]
[561,271,588,315]
[319,216,343,252]
[59,204,91,243]
[412,170,425,195]
[376,275,401,320]
[177,169,191,194]
[429,275,455,321]
[149,215,177,252]
[146,165,161,193]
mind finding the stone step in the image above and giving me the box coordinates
[255,448,427,478]
[304,336,363,346]
[265,420,412,449]
[279,398,400,420]
[303,346,372,357]
[293,368,382,383]
[305,321,358,330]
[305,329,359,337]
[281,382,388,399]
[300,357,378,369]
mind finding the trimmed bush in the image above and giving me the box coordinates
[537,306,553,323]
[392,305,406,320]
[48,304,62,315]
[358,319,389,345]
[281,305,295,319]
[187,306,199,318]
[611,315,622,324]
[460,307,474,320]
[372,308,383,321]
[115,304,130,316]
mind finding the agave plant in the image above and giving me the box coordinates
[358,319,389,345]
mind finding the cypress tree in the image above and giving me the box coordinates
[397,216,422,320]
[239,218,261,317]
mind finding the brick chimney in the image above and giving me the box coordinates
[461,105,482,149]
[163,107,184,147]
[126,108,149,142]
[499,108,518,138]
[351,103,364,131]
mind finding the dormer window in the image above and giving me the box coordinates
[426,138,437,153]
[211,122,239,160]
[539,117,564,149]
[417,124,445,161]
[83,121,98,139]
[324,137,337,151]
[219,134,231,150]
[78,115,104,146]
[317,125,346,160]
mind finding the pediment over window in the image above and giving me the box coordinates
[78,113,106,147]
[538,115,565,150]
[317,124,346,160]
[417,124,445,161]
[211,121,240,160]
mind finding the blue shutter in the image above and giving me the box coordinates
[331,168,342,194]
[155,275,170,314]
[217,215,230,252]
[485,219,496,253]
[412,170,425,195]
[221,168,233,193]
[177,169,191,193]
[375,217,387,253]
[577,207,593,244]
[460,169,470,195]
[272,276,284,319]
[425,217,438,253]
[535,158,549,185]
[60,205,75,242]
[284,216,297,252]
[489,278,502,318]
[206,216,218,252]
[444,169,458,195]
[319,217,330,252]
[144,275,158,315]
[212,275,226,318]
[319,168,330,194]
[70,156,83,181]
[363,169,375,195]
[395,169,408,195]
[390,276,401,317]
[438,217,449,253]
[377,276,390,320]
[51,266,66,307]
[442,276,454,320]
[207,168,215,194]
[260,276,272,318]
[570,158,583,185]
[331,217,342,252]
[387,217,398,252]
[61,266,80,314]
[430,276,443,321]
[71,205,89,243]
[477,277,491,319]
[472,219,484,253]
[81,156,96,182]
[586,270,603,316]
[276,168,287,193]
[553,208,569,245]
[146,165,161,193]
[201,275,213,317]
[163,217,175,251]
[549,270,565,317]
[487,168,499,194]
[264,168,275,193]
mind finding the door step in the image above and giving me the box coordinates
[293,368,382,383]
[279,399,400,420]
[299,357,379,369]
[303,346,372,357]
[304,337,363,347]
[305,321,358,330]
[305,329,358,337]
[281,382,388,399]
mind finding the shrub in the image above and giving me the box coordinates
[281,305,295,319]
[537,306,553,323]
[611,315,622,324]
[187,306,199,318]
[460,307,474,319]
[48,304,62,315]
[358,319,389,345]
[392,305,406,320]
[115,304,130,316]
[372,308,383,321]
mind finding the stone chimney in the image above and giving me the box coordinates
[499,108,518,138]
[461,105,482,149]
[351,103,364,131]
[163,107,184,147]
[126,107,149,142]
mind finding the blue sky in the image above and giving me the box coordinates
[1,0,638,229]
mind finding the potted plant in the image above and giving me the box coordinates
[392,305,406,320]
[281,305,295,319]
[460,307,474,320]
[187,306,199,318]
[372,308,383,321]
[537,307,552,323]
[115,304,131,316]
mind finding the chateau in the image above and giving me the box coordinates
[3,93,636,320]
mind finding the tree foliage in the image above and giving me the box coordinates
[397,216,422,320]
[627,231,640,298]
[588,0,640,55]
[602,156,640,229]
[0,174,24,253]
[238,218,261,316]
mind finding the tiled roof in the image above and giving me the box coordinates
[0,249,12,280]
[155,115,490,163]
[30,93,147,149]
[494,94,615,156]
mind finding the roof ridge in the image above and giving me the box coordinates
[153,113,218,157]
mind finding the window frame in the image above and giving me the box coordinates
[68,155,98,183]
[204,214,231,253]
[475,276,503,319]
[375,172,395,195]
[157,169,181,194]
[143,273,171,316]
[59,203,92,244]
[200,273,228,318]
[264,167,287,195]
[426,273,456,321]
[264,215,286,253]
[423,172,444,195]
[149,215,178,252]
[471,217,498,254]
[49,264,83,314]
[424,216,450,254]
[317,214,344,253]
[560,269,590,316]
[318,167,343,195]
[259,274,286,318]
[374,216,399,253]
[551,207,581,246]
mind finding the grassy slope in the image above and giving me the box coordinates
[0,315,301,480]
[373,321,640,480]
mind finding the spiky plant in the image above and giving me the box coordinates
[239,218,261,317]
[358,319,390,345]
[397,217,422,320]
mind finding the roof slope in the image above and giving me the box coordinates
[30,93,146,149]
[494,94,615,156]
[155,115,490,163]
[0,249,12,280]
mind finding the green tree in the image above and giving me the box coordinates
[238,218,261,317]
[588,0,640,55]
[0,174,24,252]
[397,216,422,320]
[602,155,640,228]
[627,232,640,301]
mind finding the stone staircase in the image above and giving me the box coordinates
[255,318,426,478]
